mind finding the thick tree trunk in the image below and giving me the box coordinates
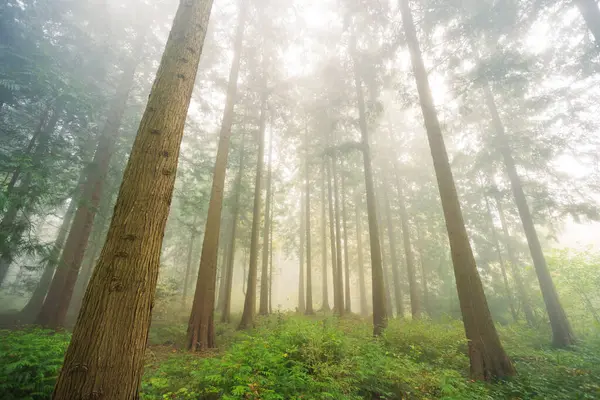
[574,0,600,47]
[483,194,518,322]
[221,136,246,323]
[354,194,368,317]
[396,184,421,318]
[341,170,351,313]
[482,81,574,347]
[332,156,345,316]
[400,0,514,380]
[238,87,268,330]
[382,185,404,318]
[187,0,246,348]
[298,192,306,313]
[259,127,274,315]
[351,35,386,335]
[51,1,213,398]
[326,157,339,314]
[495,198,536,326]
[37,33,145,329]
[320,161,330,311]
[305,131,314,315]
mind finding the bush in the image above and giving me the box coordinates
[0,328,70,400]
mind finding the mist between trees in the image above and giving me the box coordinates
[1,0,600,399]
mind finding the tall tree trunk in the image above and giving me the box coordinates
[332,155,345,316]
[495,197,536,326]
[268,188,274,314]
[574,0,600,47]
[351,35,386,335]
[382,184,404,317]
[51,1,213,397]
[187,0,246,349]
[36,33,145,329]
[400,0,514,380]
[221,135,247,323]
[320,161,330,311]
[483,194,518,322]
[415,223,430,317]
[396,184,421,318]
[298,192,306,313]
[354,194,368,317]
[377,194,396,318]
[482,81,574,347]
[259,125,274,315]
[182,221,199,312]
[238,86,268,330]
[326,157,339,314]
[305,131,314,315]
[340,170,351,313]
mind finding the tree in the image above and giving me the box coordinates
[320,160,330,311]
[304,127,314,315]
[259,126,274,315]
[399,0,514,380]
[51,0,215,397]
[187,0,248,350]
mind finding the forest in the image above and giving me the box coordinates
[1,0,600,398]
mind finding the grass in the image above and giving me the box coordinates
[1,313,599,399]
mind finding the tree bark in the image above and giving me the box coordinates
[574,0,600,48]
[259,123,274,315]
[354,194,368,317]
[298,190,306,313]
[341,169,351,313]
[51,1,213,398]
[187,0,247,349]
[483,194,518,322]
[37,32,145,329]
[320,160,330,311]
[400,0,514,380]
[396,184,421,318]
[495,197,536,326]
[221,134,247,323]
[382,184,404,318]
[326,157,339,314]
[332,155,344,316]
[482,81,574,347]
[351,35,386,335]
[238,86,268,330]
[305,129,314,315]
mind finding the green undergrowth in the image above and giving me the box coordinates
[1,314,599,399]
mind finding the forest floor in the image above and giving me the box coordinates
[1,313,599,399]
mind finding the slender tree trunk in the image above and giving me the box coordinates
[238,86,268,330]
[377,195,396,318]
[221,135,247,323]
[268,190,274,314]
[351,35,386,335]
[574,0,600,47]
[495,198,536,326]
[320,161,330,311]
[383,184,404,317]
[483,194,518,322]
[396,184,421,318]
[187,0,246,349]
[400,0,514,380]
[415,223,430,317]
[51,1,213,397]
[326,157,339,314]
[482,81,574,347]
[37,33,145,329]
[259,127,274,315]
[355,194,368,317]
[305,130,314,315]
[332,155,345,316]
[341,170,351,313]
[182,222,199,312]
[298,192,306,313]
